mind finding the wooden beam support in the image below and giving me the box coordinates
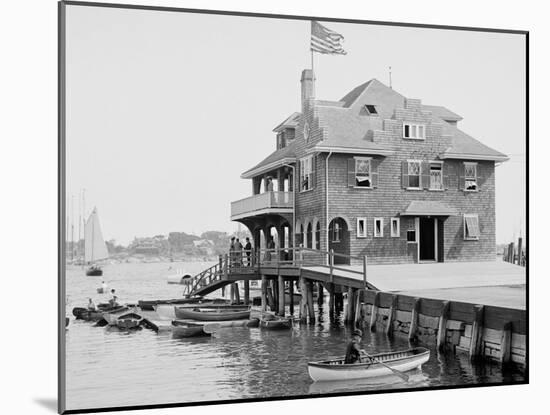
[299,277,308,322]
[278,275,285,316]
[354,289,364,328]
[233,283,240,304]
[317,282,324,307]
[500,321,512,365]
[261,275,267,312]
[307,280,315,324]
[469,304,485,360]
[385,294,398,337]
[408,297,420,342]
[244,280,250,305]
[345,286,355,324]
[369,291,380,332]
[289,279,295,315]
[327,283,335,318]
[437,301,450,350]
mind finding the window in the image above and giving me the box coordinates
[407,161,421,189]
[464,214,480,240]
[355,158,371,187]
[357,218,367,238]
[391,218,400,237]
[374,218,383,238]
[333,222,340,242]
[429,162,443,190]
[365,104,378,115]
[403,123,426,139]
[315,222,321,250]
[303,121,310,141]
[300,156,314,191]
[464,163,478,191]
[407,219,417,243]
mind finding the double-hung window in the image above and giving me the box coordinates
[374,218,383,238]
[391,218,400,237]
[300,156,313,191]
[407,219,417,243]
[464,162,478,191]
[403,123,426,140]
[407,161,421,189]
[429,162,444,190]
[355,158,371,187]
[357,218,367,238]
[464,214,480,240]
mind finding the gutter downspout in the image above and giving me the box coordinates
[325,151,333,266]
[282,163,296,253]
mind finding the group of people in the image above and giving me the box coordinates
[229,236,253,267]
[87,281,121,311]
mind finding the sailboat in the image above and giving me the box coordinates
[84,207,109,276]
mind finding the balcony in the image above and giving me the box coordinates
[231,191,294,221]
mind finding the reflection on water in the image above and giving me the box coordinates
[65,262,525,411]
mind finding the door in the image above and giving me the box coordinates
[419,217,436,261]
[328,217,350,265]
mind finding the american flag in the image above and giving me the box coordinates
[310,21,347,55]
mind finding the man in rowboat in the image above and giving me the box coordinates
[344,329,363,364]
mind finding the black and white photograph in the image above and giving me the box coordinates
[57,1,528,413]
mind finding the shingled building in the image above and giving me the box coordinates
[230,70,508,265]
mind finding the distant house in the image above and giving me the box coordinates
[130,237,161,255]
[230,69,508,265]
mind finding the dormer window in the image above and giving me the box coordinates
[403,123,426,140]
[365,104,378,115]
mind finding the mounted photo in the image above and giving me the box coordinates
[59,1,528,413]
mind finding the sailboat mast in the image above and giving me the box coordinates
[91,210,95,263]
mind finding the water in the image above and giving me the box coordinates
[65,262,525,411]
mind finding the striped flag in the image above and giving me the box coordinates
[310,21,347,55]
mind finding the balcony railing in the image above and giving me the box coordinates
[231,191,294,219]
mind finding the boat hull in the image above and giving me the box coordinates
[308,347,430,382]
[138,297,206,311]
[116,313,143,330]
[86,268,103,276]
[171,321,210,338]
[260,318,292,330]
[174,307,251,321]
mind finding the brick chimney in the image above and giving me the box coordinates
[301,69,314,113]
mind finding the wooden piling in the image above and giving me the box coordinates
[409,298,420,342]
[500,321,512,364]
[335,292,344,313]
[229,283,235,303]
[317,282,324,307]
[272,279,279,313]
[369,291,379,332]
[261,275,267,312]
[437,301,450,350]
[385,294,398,337]
[307,280,315,323]
[517,237,523,266]
[289,279,295,315]
[267,281,275,311]
[278,275,285,316]
[243,280,250,305]
[299,277,308,322]
[327,283,335,317]
[354,289,363,328]
[469,305,485,360]
[345,287,354,324]
[233,283,240,304]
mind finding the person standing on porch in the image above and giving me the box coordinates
[235,238,243,267]
[229,236,236,268]
[244,237,252,266]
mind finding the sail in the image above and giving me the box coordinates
[84,208,109,263]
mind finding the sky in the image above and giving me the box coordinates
[65,5,526,246]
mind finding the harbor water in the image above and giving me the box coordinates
[65,262,525,411]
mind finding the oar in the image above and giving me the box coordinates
[361,350,409,382]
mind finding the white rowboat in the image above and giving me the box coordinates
[307,347,430,382]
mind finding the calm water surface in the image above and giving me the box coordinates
[65,262,524,411]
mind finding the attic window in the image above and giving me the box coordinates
[365,105,378,115]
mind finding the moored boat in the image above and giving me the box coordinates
[174,306,251,321]
[115,312,143,330]
[307,347,430,382]
[171,320,215,338]
[84,208,109,277]
[260,317,292,330]
[138,297,207,311]
[100,306,131,325]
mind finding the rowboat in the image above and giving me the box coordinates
[307,347,430,382]
[115,313,143,330]
[101,307,132,325]
[174,306,251,321]
[72,306,126,322]
[171,320,219,338]
[138,297,218,311]
[259,311,292,330]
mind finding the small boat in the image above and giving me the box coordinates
[167,273,192,285]
[72,306,109,321]
[171,320,215,338]
[307,347,430,382]
[174,306,251,321]
[260,317,292,330]
[84,208,109,276]
[115,312,143,330]
[101,306,132,326]
[138,297,206,311]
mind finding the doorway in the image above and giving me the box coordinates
[419,217,436,261]
[328,217,350,265]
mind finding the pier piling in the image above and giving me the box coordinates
[244,280,250,305]
[386,294,397,337]
[261,275,267,312]
[307,280,315,323]
[469,305,485,360]
[289,280,294,315]
[408,298,420,342]
[299,277,308,322]
[500,321,512,364]
[437,301,450,350]
[369,291,379,332]
[278,275,285,316]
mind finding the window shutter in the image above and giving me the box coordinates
[421,161,430,189]
[371,159,379,188]
[347,158,356,187]
[402,161,409,188]
[443,163,450,190]
[459,163,465,190]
